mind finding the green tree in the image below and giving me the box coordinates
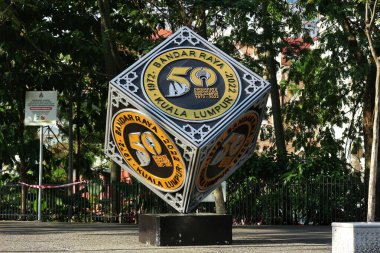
[0,0,158,218]
[225,0,304,167]
[0,0,59,217]
[364,0,380,222]
[295,0,380,220]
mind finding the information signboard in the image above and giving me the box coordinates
[24,91,57,126]
[24,90,57,221]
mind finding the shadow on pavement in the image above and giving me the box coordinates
[232,225,331,246]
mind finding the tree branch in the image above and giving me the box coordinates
[1,2,113,79]
[365,1,380,65]
[46,126,68,151]
[370,0,378,26]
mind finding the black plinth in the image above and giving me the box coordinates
[139,213,232,246]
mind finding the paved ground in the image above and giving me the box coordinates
[0,221,331,253]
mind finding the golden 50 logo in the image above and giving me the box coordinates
[196,111,259,191]
[112,109,185,192]
[143,48,241,121]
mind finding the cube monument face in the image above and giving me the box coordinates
[104,27,270,213]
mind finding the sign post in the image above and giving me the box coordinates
[38,125,43,221]
[24,91,57,221]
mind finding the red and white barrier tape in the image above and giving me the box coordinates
[19,181,86,189]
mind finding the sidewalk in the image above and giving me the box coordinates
[0,221,331,252]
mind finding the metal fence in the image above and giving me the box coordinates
[226,176,367,225]
[0,176,367,224]
[0,181,170,223]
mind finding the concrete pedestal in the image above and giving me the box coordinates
[332,222,380,253]
[139,213,232,246]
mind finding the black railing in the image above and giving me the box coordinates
[0,176,367,224]
[226,176,367,225]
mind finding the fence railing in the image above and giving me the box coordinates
[226,176,367,225]
[0,176,367,224]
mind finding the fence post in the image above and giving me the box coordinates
[111,163,121,222]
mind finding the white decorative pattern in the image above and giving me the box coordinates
[332,222,380,253]
[106,142,123,163]
[182,124,211,143]
[164,193,184,208]
[173,28,200,46]
[354,230,380,253]
[175,138,196,162]
[114,71,139,93]
[244,73,266,95]
[111,89,129,108]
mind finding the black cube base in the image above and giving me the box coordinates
[139,213,232,246]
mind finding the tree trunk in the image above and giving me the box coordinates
[67,94,74,221]
[363,69,375,173]
[365,1,380,221]
[363,64,380,219]
[338,13,380,219]
[262,2,287,167]
[98,0,122,220]
[367,63,380,222]
[339,17,373,173]
[111,161,121,219]
[75,85,82,181]
[19,165,27,220]
[213,185,227,214]
[98,0,123,75]
[266,52,287,166]
[17,96,27,220]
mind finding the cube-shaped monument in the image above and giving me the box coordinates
[104,27,270,213]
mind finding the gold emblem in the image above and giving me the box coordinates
[143,48,240,121]
[112,109,185,192]
[196,111,259,192]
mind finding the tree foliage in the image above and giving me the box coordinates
[0,0,157,183]
[0,1,378,218]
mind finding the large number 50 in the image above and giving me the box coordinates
[167,67,192,88]
[128,131,162,166]
[210,133,245,166]
[167,67,217,88]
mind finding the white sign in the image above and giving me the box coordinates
[24,91,57,126]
